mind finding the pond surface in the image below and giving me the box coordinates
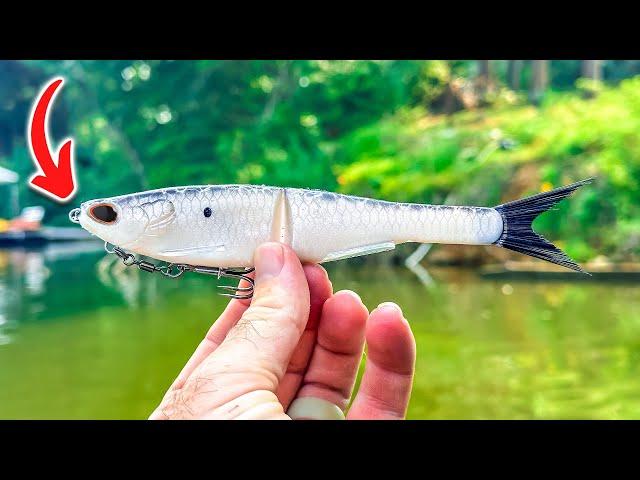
[1,243,639,419]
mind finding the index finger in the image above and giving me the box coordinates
[199,243,311,389]
[164,273,254,393]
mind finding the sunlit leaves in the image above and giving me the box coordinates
[1,59,638,264]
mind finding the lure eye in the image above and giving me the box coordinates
[89,203,118,224]
[204,207,212,218]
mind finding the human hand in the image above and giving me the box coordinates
[149,242,416,420]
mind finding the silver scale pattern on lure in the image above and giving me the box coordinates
[69,179,593,298]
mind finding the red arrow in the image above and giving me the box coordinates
[28,77,76,202]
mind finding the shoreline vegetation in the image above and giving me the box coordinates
[1,61,638,268]
[335,79,640,266]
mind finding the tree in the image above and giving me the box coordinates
[507,60,523,90]
[581,60,602,81]
[579,60,603,99]
[529,60,549,104]
[0,60,427,225]
[476,60,492,97]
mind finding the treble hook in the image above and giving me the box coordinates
[191,266,256,300]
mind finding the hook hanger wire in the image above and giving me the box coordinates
[104,242,255,299]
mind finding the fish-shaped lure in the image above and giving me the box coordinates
[70,179,592,279]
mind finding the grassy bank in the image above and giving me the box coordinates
[334,78,640,263]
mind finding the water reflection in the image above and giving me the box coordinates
[0,313,11,346]
[0,243,99,328]
[0,242,172,331]
[0,245,639,419]
[96,254,162,309]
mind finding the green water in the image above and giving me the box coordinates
[1,244,639,419]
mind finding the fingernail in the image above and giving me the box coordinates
[335,290,362,303]
[376,302,402,313]
[255,242,285,280]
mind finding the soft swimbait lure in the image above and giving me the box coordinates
[69,179,592,297]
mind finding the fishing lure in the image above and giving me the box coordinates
[69,179,592,299]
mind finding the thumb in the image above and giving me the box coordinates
[212,242,311,387]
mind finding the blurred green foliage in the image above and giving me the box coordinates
[336,78,640,261]
[1,60,640,262]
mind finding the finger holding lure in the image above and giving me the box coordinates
[69,179,593,298]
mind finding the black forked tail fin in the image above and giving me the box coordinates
[493,178,594,274]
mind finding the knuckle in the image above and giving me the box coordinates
[158,389,192,419]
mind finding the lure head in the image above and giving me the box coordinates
[70,193,176,249]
